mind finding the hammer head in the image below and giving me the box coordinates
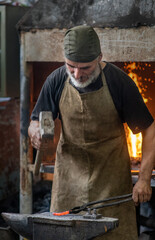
[39,111,54,139]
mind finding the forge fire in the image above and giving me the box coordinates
[117,62,155,161]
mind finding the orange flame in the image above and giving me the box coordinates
[123,63,151,160]
[125,124,142,159]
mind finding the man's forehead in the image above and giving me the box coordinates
[65,58,96,68]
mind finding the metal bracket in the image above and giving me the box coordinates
[83,209,102,219]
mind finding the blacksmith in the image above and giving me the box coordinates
[28,25,155,240]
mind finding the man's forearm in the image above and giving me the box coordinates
[132,121,155,204]
[140,120,155,182]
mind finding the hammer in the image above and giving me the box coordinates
[34,111,54,176]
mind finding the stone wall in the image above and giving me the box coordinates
[23,26,155,62]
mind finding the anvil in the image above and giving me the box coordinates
[1,212,119,240]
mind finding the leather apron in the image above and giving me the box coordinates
[51,63,138,240]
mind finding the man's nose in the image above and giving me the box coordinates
[74,68,82,79]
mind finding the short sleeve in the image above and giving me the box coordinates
[31,65,67,121]
[104,63,154,134]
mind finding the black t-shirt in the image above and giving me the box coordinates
[31,62,154,134]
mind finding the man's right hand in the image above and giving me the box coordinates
[28,120,41,150]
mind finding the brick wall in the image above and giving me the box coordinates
[0,98,20,201]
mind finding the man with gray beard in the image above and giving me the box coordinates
[66,56,101,89]
[28,25,155,240]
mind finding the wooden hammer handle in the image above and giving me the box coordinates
[34,150,44,176]
[33,111,54,176]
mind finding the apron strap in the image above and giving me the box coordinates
[100,62,107,86]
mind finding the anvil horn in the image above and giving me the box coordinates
[1,212,33,240]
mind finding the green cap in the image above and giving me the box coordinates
[64,25,101,63]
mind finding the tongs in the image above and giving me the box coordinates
[53,193,132,216]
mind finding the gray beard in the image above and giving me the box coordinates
[66,64,101,88]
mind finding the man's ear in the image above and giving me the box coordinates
[98,53,103,62]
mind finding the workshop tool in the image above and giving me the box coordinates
[34,111,54,176]
[53,193,133,216]
[1,194,133,239]
[1,212,119,240]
